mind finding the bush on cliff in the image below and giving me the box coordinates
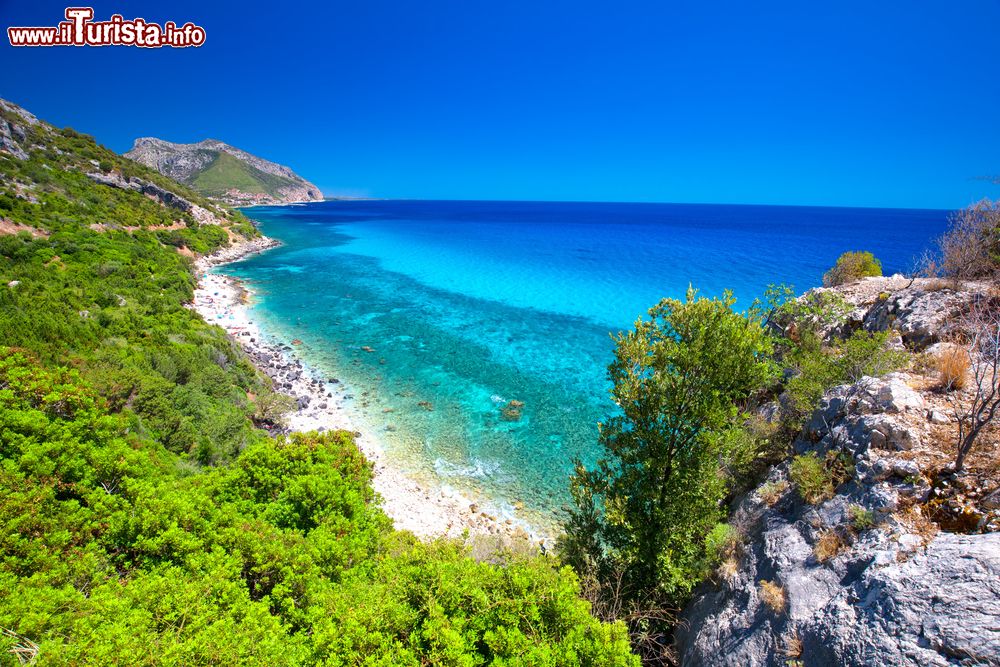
[0,104,271,466]
[782,329,909,425]
[0,228,272,464]
[822,250,883,287]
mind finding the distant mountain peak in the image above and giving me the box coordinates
[125,137,323,206]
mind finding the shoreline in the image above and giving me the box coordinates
[190,235,550,548]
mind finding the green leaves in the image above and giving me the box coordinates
[562,290,776,602]
[0,227,272,463]
[822,250,883,287]
[782,330,908,425]
[0,115,639,664]
[0,353,637,665]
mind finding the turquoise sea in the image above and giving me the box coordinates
[222,200,947,531]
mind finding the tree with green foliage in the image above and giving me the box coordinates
[822,250,883,287]
[559,290,776,659]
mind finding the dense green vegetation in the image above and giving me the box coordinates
[0,104,268,464]
[0,351,635,665]
[2,96,953,664]
[559,290,777,662]
[0,226,269,463]
[0,100,637,665]
[191,150,302,199]
[789,451,844,504]
[781,328,908,423]
[754,284,908,428]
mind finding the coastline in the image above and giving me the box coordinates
[190,235,549,547]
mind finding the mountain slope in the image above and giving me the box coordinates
[125,137,324,206]
[0,95,268,458]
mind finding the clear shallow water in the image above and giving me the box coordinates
[224,200,947,529]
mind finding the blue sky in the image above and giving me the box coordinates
[2,0,999,208]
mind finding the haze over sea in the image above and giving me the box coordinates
[224,200,946,531]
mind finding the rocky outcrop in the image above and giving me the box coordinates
[0,97,231,229]
[85,171,225,225]
[0,98,38,161]
[678,272,1000,666]
[127,137,215,183]
[678,370,1000,666]
[801,532,1000,665]
[196,235,280,268]
[803,276,986,350]
[125,137,323,206]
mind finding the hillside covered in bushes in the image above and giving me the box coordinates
[0,98,637,665]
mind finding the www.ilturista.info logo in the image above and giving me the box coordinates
[8,8,206,48]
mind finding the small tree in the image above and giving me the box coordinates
[252,390,296,428]
[822,251,883,287]
[950,297,1000,472]
[560,289,776,600]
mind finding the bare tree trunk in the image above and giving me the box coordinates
[950,297,1000,473]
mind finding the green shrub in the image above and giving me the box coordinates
[782,330,908,427]
[789,453,834,504]
[783,350,840,424]
[849,504,876,532]
[836,330,909,382]
[822,251,883,287]
[704,523,738,566]
[789,451,854,505]
[720,416,784,492]
[752,284,852,341]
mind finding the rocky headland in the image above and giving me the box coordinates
[126,137,324,206]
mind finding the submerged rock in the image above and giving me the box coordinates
[501,400,525,421]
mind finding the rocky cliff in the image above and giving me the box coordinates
[678,276,1000,666]
[0,97,235,230]
[125,137,323,206]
